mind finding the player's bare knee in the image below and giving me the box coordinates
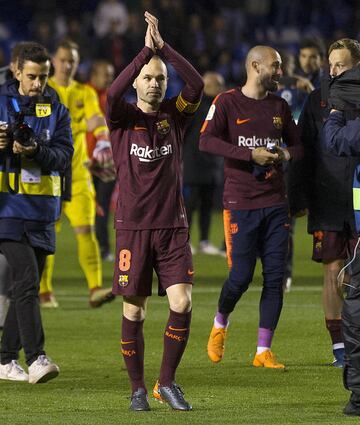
[324,260,344,275]
[169,296,192,313]
[123,296,147,321]
[123,305,146,321]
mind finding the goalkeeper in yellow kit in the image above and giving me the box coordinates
[39,39,115,308]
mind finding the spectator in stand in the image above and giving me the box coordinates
[30,18,56,53]
[95,20,127,74]
[296,36,326,89]
[186,14,207,62]
[277,50,313,122]
[93,0,128,39]
[183,71,225,255]
[122,12,147,64]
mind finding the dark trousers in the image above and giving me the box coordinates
[284,217,295,281]
[0,238,46,365]
[94,176,116,256]
[0,253,11,296]
[343,244,360,395]
[219,206,289,329]
[183,184,215,241]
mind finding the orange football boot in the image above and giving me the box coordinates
[252,350,285,369]
[207,325,227,363]
[153,380,162,402]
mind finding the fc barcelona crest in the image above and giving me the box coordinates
[118,274,129,287]
[273,116,283,129]
[155,119,170,135]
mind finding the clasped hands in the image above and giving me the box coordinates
[144,11,164,52]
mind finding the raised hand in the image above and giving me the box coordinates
[145,22,155,52]
[144,11,164,50]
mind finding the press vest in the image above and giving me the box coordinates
[0,95,63,222]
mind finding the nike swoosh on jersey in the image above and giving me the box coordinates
[121,340,135,345]
[134,126,148,131]
[168,326,188,332]
[236,118,251,125]
[187,269,195,275]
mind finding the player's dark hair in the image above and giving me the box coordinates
[56,39,79,53]
[17,42,50,71]
[10,41,33,64]
[299,37,325,59]
[90,59,113,76]
[328,38,360,63]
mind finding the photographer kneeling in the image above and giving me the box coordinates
[0,42,73,383]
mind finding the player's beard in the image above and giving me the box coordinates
[261,74,279,92]
[146,91,164,107]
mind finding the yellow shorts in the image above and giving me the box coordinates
[62,178,96,227]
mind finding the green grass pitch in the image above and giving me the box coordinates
[0,214,355,424]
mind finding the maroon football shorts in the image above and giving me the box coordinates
[312,228,358,263]
[113,227,194,297]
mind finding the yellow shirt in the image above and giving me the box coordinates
[48,78,107,182]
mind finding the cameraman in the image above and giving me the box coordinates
[0,41,61,327]
[0,42,73,384]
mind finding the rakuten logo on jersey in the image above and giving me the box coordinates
[238,136,281,149]
[130,143,172,162]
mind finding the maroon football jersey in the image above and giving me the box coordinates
[199,88,302,210]
[106,45,203,229]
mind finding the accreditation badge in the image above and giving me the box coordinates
[35,103,52,117]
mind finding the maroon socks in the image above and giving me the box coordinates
[159,309,192,387]
[121,316,145,393]
[122,310,192,391]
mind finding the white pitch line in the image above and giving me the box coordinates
[46,285,322,303]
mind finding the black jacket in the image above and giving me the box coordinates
[289,88,358,232]
[183,95,222,186]
[328,64,360,111]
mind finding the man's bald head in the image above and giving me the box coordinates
[245,45,282,92]
[133,56,168,110]
[245,46,280,71]
[203,71,225,97]
[138,56,168,80]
